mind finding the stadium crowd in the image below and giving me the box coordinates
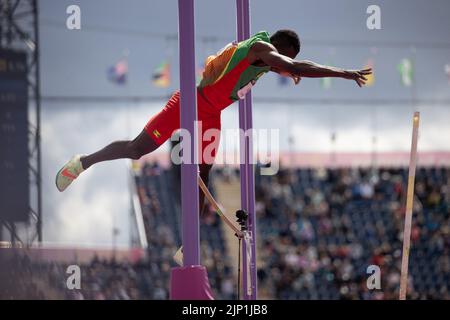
[1,164,448,300]
[253,166,449,299]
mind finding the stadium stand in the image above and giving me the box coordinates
[1,164,448,300]
[252,166,449,300]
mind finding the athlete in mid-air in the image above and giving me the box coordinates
[56,29,371,209]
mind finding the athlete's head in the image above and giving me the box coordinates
[270,29,300,59]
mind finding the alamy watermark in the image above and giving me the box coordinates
[170,123,280,176]
[66,5,81,30]
[366,5,381,30]
[66,264,81,290]
[366,265,381,290]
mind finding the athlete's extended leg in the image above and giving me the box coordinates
[80,130,158,169]
[56,91,181,192]
[55,130,159,192]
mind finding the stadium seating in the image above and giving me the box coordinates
[253,166,449,300]
[2,164,447,300]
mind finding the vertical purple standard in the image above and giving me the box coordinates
[170,0,213,300]
[236,0,257,300]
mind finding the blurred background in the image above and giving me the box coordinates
[0,0,449,299]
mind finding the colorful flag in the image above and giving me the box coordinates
[152,61,170,88]
[445,64,450,84]
[397,58,413,87]
[364,59,375,86]
[321,62,333,89]
[321,77,332,89]
[107,58,128,85]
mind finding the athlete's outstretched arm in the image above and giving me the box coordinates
[255,43,372,87]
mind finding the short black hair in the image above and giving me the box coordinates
[270,29,300,54]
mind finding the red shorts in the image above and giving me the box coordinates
[144,90,221,165]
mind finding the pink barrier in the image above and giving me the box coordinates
[170,265,214,300]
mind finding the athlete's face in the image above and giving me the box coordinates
[275,44,298,60]
[271,44,301,84]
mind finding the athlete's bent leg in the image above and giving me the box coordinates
[199,163,213,216]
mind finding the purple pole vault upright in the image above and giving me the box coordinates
[170,0,213,300]
[178,0,199,268]
[236,0,257,300]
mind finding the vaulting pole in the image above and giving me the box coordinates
[399,111,420,300]
[236,0,257,300]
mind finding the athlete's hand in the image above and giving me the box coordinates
[292,75,301,85]
[343,68,372,87]
[278,70,301,85]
